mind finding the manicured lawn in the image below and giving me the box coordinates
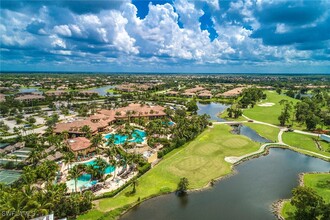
[244,91,299,126]
[281,173,330,219]
[244,123,280,142]
[282,132,330,157]
[78,124,259,219]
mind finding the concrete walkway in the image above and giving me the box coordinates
[224,143,288,164]
[221,114,330,164]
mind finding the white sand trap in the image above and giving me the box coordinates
[258,102,275,107]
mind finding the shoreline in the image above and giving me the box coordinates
[82,125,329,219]
[115,146,329,220]
[272,171,329,220]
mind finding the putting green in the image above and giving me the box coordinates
[78,124,259,219]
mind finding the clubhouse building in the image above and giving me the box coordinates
[54,103,166,137]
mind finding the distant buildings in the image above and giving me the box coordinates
[14,94,45,102]
[216,87,245,98]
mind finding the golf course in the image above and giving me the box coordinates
[78,124,260,219]
[243,91,299,126]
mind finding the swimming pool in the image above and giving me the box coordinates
[83,159,115,174]
[66,159,115,191]
[104,129,146,144]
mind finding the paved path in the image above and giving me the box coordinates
[224,143,288,164]
[221,114,330,164]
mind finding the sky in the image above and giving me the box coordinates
[1,0,330,73]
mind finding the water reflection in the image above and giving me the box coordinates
[121,148,330,220]
[197,102,230,122]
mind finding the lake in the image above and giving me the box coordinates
[232,124,272,143]
[89,85,119,96]
[197,102,230,122]
[121,148,330,220]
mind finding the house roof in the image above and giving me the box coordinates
[55,103,166,133]
[67,137,91,151]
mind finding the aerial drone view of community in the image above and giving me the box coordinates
[0,74,329,220]
[1,0,330,220]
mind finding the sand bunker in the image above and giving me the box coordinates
[258,102,275,107]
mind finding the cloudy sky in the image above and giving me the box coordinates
[1,0,329,73]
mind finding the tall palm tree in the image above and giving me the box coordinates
[91,133,104,154]
[95,157,108,180]
[68,165,82,193]
[80,125,92,138]
[131,177,139,194]
[63,152,75,170]
[85,164,98,181]
[109,158,117,180]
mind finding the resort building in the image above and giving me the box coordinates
[67,137,95,157]
[54,103,166,136]
[14,94,45,103]
[217,87,245,98]
[45,91,68,97]
[197,91,213,99]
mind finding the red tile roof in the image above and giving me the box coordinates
[67,137,91,151]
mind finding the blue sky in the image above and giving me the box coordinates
[1,0,329,73]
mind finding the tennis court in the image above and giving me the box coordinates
[0,170,22,185]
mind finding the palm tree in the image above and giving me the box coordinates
[131,177,139,194]
[28,150,41,166]
[91,133,104,154]
[95,157,108,180]
[80,125,92,138]
[85,164,98,181]
[63,152,75,170]
[68,165,82,193]
[106,135,116,148]
[109,158,117,180]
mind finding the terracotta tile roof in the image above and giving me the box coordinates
[67,137,91,151]
[217,87,245,97]
[55,103,166,134]
[184,86,205,94]
[15,94,45,101]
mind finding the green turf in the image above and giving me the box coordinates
[281,173,330,219]
[282,132,330,157]
[0,170,22,185]
[77,124,259,219]
[244,123,280,142]
[243,91,299,126]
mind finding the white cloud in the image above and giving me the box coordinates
[53,25,72,37]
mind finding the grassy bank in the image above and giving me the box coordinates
[244,123,280,142]
[281,173,330,219]
[78,124,259,219]
[282,132,330,157]
[244,91,299,126]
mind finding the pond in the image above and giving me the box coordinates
[197,102,230,122]
[232,124,271,143]
[89,85,119,96]
[121,148,330,220]
[19,87,42,94]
